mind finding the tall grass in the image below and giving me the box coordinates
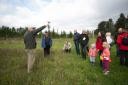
[0,38,128,85]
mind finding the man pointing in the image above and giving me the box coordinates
[24,25,47,73]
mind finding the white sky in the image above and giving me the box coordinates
[0,0,128,33]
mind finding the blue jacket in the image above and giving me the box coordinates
[74,32,80,41]
[41,36,52,48]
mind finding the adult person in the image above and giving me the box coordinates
[117,27,128,66]
[85,31,89,52]
[73,30,80,55]
[96,31,106,66]
[24,25,47,73]
[114,28,123,57]
[79,30,89,60]
[41,31,52,56]
[63,40,72,53]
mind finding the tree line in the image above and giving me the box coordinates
[0,26,74,39]
[94,13,128,35]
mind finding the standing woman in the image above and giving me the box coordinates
[80,30,89,60]
[42,31,52,57]
[117,28,128,66]
[96,32,106,66]
[114,28,123,57]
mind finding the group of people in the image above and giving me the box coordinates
[73,27,128,75]
[73,30,111,75]
[95,31,112,75]
[73,30,89,59]
[23,24,128,75]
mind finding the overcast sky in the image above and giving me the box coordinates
[0,0,128,33]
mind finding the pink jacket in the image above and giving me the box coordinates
[101,48,110,60]
[88,48,97,57]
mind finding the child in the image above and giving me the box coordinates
[88,43,97,65]
[63,40,72,53]
[101,42,111,75]
[106,32,113,48]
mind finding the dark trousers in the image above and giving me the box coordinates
[74,41,80,55]
[86,46,89,52]
[64,49,71,53]
[120,50,128,66]
[103,60,109,71]
[44,47,50,56]
[116,45,120,57]
[98,50,103,67]
[81,45,87,59]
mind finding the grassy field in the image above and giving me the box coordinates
[0,38,128,85]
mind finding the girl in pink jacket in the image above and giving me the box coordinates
[88,43,97,65]
[101,42,111,75]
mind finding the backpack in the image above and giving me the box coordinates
[122,35,128,46]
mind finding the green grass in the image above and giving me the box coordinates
[0,38,128,85]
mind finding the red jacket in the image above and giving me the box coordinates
[96,36,103,51]
[117,32,128,51]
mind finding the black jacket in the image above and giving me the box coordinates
[80,34,89,46]
[24,26,46,49]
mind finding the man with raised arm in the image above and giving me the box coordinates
[24,25,47,73]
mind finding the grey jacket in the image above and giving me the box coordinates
[24,26,46,49]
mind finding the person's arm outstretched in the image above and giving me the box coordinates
[33,25,47,34]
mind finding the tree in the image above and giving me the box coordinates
[0,26,28,38]
[68,31,73,38]
[108,19,115,35]
[60,30,66,38]
[115,13,126,31]
[97,21,107,33]
[125,15,128,28]
[52,28,55,38]
[94,19,115,35]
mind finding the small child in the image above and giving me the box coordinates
[63,40,71,53]
[101,42,111,75]
[106,32,113,47]
[88,43,97,65]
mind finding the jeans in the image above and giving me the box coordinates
[74,41,80,55]
[81,45,87,59]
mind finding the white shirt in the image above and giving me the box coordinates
[106,36,113,44]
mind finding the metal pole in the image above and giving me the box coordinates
[48,21,51,36]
